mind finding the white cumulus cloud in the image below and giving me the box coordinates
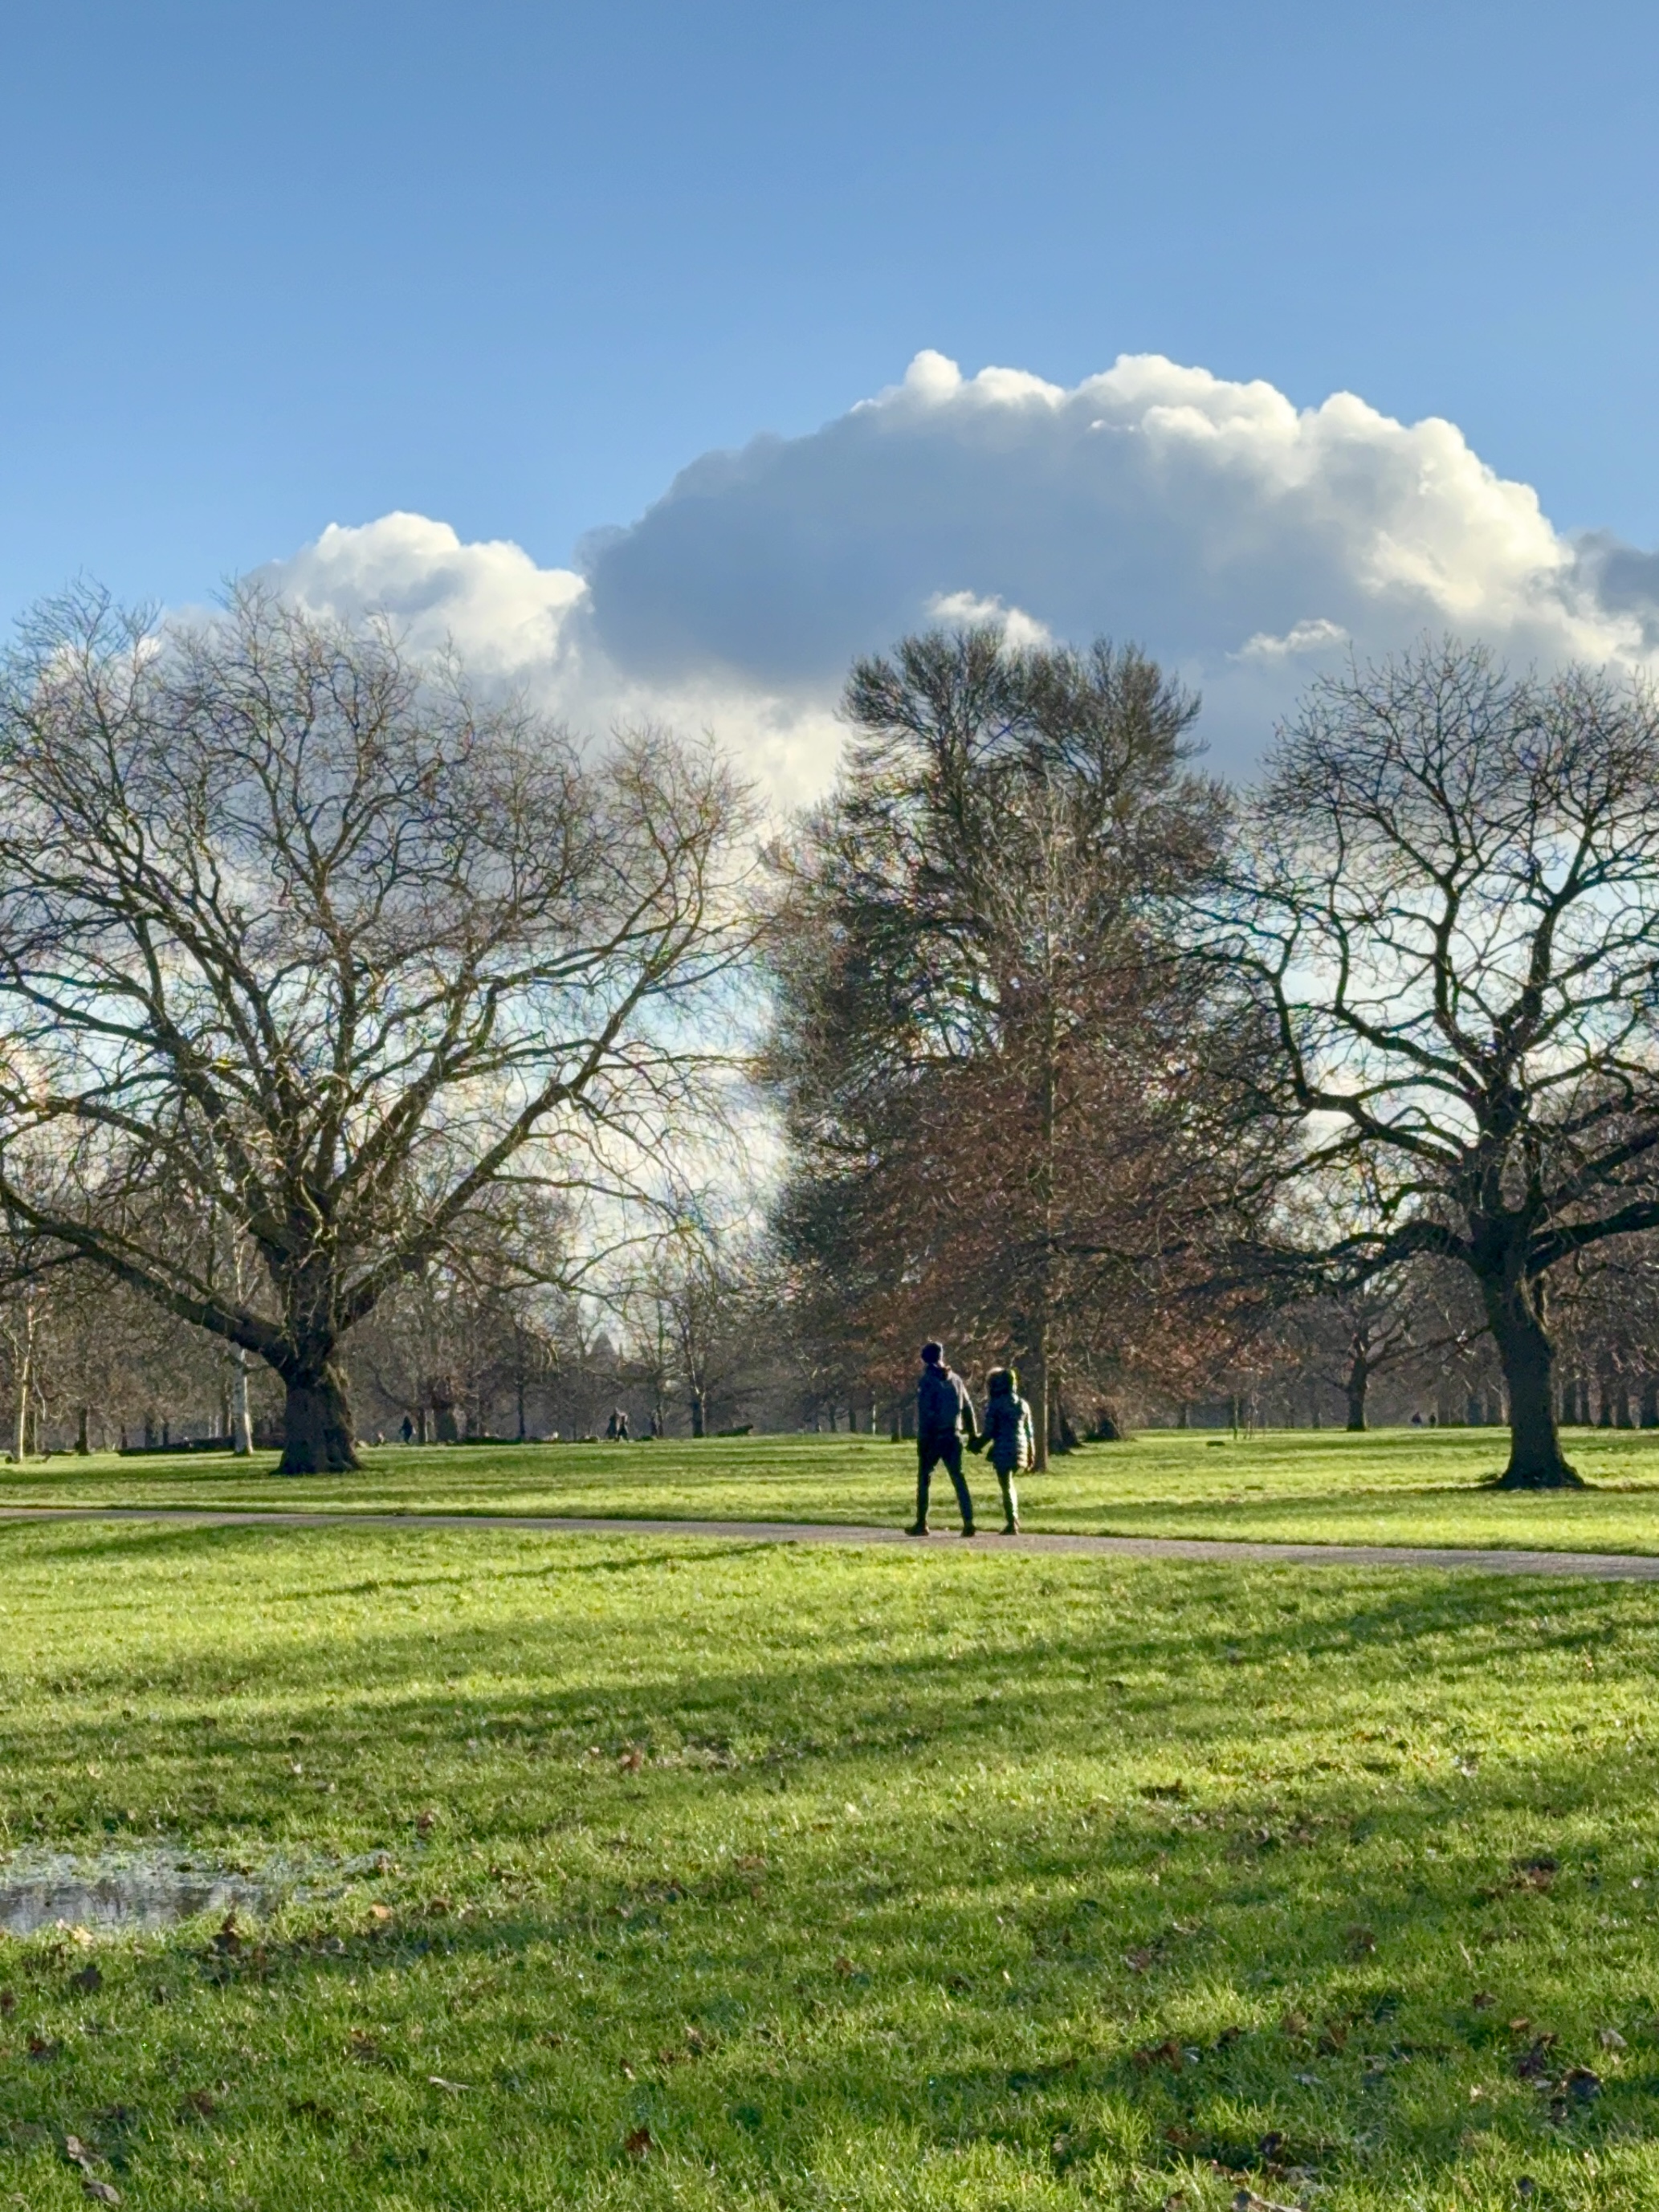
[925,589,1052,650]
[261,353,1659,802]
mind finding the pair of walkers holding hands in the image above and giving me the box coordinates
[907,1339,1034,1538]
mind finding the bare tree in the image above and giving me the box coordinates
[1216,642,1659,1487]
[0,588,753,1471]
[1269,1260,1473,1431]
[621,1228,763,1437]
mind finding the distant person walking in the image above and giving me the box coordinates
[908,1340,978,1537]
[980,1367,1033,1534]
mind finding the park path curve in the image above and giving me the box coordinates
[2,1504,1659,1580]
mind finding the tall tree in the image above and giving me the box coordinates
[764,626,1272,1464]
[1215,642,1659,1488]
[0,588,752,1471]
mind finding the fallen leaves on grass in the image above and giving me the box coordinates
[427,2076,473,2093]
[70,1963,103,1993]
[66,2133,122,2196]
[623,2125,653,2160]
[176,2088,218,2121]
[28,2035,62,2062]
[1343,1924,1376,1957]
[1599,2026,1628,2050]
[0,1988,13,2014]
[415,1808,437,1834]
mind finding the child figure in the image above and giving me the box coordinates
[981,1367,1034,1534]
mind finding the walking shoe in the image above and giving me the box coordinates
[905,1521,930,1536]
[1003,1517,1019,1534]
[960,1522,976,1538]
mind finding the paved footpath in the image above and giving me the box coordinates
[3,1503,1659,1580]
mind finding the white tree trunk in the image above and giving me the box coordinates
[231,1350,253,1455]
[10,1301,35,1464]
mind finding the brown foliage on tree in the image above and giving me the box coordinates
[764,626,1278,1460]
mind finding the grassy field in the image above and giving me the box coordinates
[1,1515,1657,2208]
[8,1424,1659,1554]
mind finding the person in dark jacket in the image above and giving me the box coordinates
[980,1367,1033,1534]
[908,1340,978,1536]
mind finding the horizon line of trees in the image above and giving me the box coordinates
[1,583,1657,1489]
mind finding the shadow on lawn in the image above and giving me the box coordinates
[5,1521,1657,2196]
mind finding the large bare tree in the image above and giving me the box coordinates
[1216,642,1659,1487]
[0,588,753,1471]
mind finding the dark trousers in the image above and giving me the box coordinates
[915,1433,974,1527]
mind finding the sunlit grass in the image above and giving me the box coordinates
[9,1424,1659,1553]
[0,1517,1656,2206]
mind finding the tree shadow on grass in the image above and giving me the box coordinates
[5,1522,1659,2203]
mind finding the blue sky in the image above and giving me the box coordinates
[3,0,1657,790]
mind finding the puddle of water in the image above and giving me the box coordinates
[0,1850,268,1935]
[0,1845,397,1937]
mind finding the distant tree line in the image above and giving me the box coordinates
[2,581,1658,1491]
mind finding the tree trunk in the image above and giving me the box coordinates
[75,1404,90,1455]
[279,1363,359,1474]
[1484,1273,1581,1489]
[230,1353,252,1455]
[1344,1351,1369,1432]
[691,1388,706,1440]
[10,1302,34,1464]
[1028,1329,1049,1473]
[1643,1377,1659,1430]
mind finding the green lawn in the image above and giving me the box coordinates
[2,1516,1657,2208]
[8,1424,1659,1554]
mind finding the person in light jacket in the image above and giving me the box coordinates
[980,1367,1033,1534]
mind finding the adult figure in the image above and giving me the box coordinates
[908,1340,978,1537]
[981,1367,1034,1534]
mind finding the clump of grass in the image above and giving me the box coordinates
[0,1517,1654,2206]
